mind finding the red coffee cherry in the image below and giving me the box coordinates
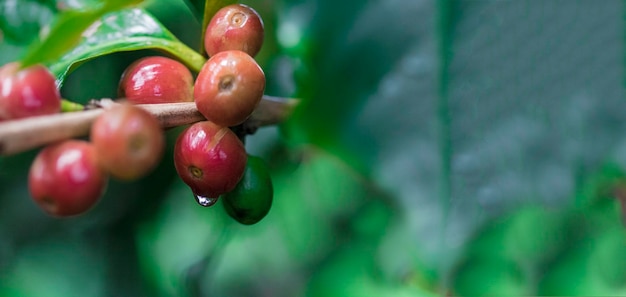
[204,4,264,57]
[118,56,194,104]
[194,50,265,127]
[90,104,165,180]
[28,140,108,217]
[173,121,247,206]
[0,63,61,121]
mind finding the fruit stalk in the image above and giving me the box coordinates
[0,95,298,156]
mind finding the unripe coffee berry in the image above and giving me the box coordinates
[222,155,273,225]
[28,140,108,217]
[119,56,194,104]
[194,50,265,127]
[90,104,165,180]
[174,121,247,205]
[204,4,264,57]
[0,63,61,121]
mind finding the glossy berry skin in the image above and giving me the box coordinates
[90,104,164,180]
[28,140,108,217]
[194,50,265,127]
[119,56,194,104]
[222,155,273,225]
[174,121,247,202]
[204,4,264,57]
[0,63,61,121]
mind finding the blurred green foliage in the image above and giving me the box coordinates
[0,0,625,296]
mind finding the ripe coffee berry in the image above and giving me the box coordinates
[204,3,264,57]
[118,56,194,104]
[28,140,108,217]
[194,50,265,127]
[222,155,273,225]
[90,104,164,180]
[174,121,247,205]
[0,63,60,121]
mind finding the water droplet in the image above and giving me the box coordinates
[194,194,218,207]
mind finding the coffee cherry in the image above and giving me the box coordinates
[204,3,264,57]
[90,104,164,180]
[222,155,273,225]
[119,56,194,104]
[0,63,61,121]
[173,121,247,206]
[28,140,108,217]
[194,50,265,127]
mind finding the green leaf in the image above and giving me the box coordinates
[47,8,206,85]
[465,207,568,265]
[537,228,626,296]
[20,0,144,68]
[56,0,102,10]
[306,244,442,297]
[451,255,529,296]
[0,0,56,64]
[181,0,205,20]
[0,0,56,45]
[449,206,569,296]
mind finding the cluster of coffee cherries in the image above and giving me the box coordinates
[0,4,273,225]
[0,61,165,217]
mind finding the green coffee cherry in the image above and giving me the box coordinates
[222,155,273,225]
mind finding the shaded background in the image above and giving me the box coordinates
[0,0,625,296]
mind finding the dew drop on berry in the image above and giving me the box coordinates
[194,194,218,207]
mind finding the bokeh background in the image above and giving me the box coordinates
[0,0,625,296]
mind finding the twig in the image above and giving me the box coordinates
[0,95,298,156]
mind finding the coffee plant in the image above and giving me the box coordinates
[0,1,624,297]
[0,0,281,222]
